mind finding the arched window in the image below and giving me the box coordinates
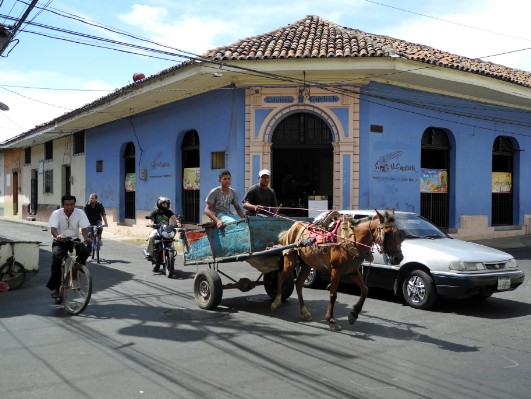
[492,136,515,226]
[181,130,200,223]
[124,142,136,219]
[420,128,451,229]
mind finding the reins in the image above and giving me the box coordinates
[257,207,397,252]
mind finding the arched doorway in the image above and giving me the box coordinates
[271,112,333,217]
[181,130,200,224]
[124,142,136,220]
[420,128,450,229]
[492,136,515,226]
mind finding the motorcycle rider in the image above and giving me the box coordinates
[144,197,180,271]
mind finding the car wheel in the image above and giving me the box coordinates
[295,263,322,289]
[402,269,437,309]
[303,267,322,288]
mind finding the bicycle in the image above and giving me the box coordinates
[89,225,102,263]
[0,241,26,290]
[54,239,92,315]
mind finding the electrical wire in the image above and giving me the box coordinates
[364,0,531,43]
[2,2,530,137]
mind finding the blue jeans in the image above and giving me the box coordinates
[87,222,103,239]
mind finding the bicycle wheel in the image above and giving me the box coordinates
[0,261,26,290]
[95,236,100,264]
[63,263,92,315]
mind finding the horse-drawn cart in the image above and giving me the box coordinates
[181,215,312,310]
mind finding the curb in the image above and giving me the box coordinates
[0,217,146,247]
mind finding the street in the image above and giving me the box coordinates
[1,219,531,399]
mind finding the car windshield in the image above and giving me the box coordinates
[394,213,447,239]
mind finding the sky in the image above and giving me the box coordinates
[1,0,530,143]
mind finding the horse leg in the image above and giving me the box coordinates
[295,261,312,321]
[326,271,341,331]
[348,270,368,325]
[271,253,296,312]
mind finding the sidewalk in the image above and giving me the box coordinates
[470,234,531,250]
[2,215,530,251]
[0,217,146,246]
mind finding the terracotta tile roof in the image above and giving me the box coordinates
[203,15,531,89]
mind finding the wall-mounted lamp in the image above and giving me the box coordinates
[140,168,148,181]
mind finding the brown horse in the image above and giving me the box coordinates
[272,209,405,331]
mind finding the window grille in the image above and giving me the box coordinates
[211,151,225,169]
[44,170,53,193]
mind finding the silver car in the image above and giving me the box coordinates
[303,210,525,309]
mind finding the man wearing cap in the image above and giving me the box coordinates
[242,169,280,216]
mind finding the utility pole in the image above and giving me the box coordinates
[0,0,40,57]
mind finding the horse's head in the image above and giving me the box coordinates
[374,209,405,265]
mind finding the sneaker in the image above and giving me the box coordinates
[143,250,152,259]
[51,289,60,298]
[152,265,160,272]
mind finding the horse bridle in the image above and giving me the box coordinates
[368,215,399,253]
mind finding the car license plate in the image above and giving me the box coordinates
[497,277,511,290]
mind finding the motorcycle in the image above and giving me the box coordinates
[144,215,183,278]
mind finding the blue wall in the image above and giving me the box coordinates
[85,89,246,219]
[359,82,531,228]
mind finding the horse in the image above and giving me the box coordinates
[272,209,405,331]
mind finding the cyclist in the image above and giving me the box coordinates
[47,194,92,298]
[84,193,109,241]
[144,196,181,264]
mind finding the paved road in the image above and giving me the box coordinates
[1,219,531,399]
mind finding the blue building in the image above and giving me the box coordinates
[2,16,530,240]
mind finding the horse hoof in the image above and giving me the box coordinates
[300,306,312,321]
[300,313,313,322]
[329,322,342,332]
[348,312,358,325]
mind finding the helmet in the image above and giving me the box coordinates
[156,196,171,210]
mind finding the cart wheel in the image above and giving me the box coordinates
[0,261,26,290]
[264,270,294,301]
[193,269,223,310]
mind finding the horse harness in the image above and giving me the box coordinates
[288,214,375,263]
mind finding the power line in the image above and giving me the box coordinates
[364,0,531,43]
[2,3,530,137]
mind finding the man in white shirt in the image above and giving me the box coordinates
[46,194,92,298]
